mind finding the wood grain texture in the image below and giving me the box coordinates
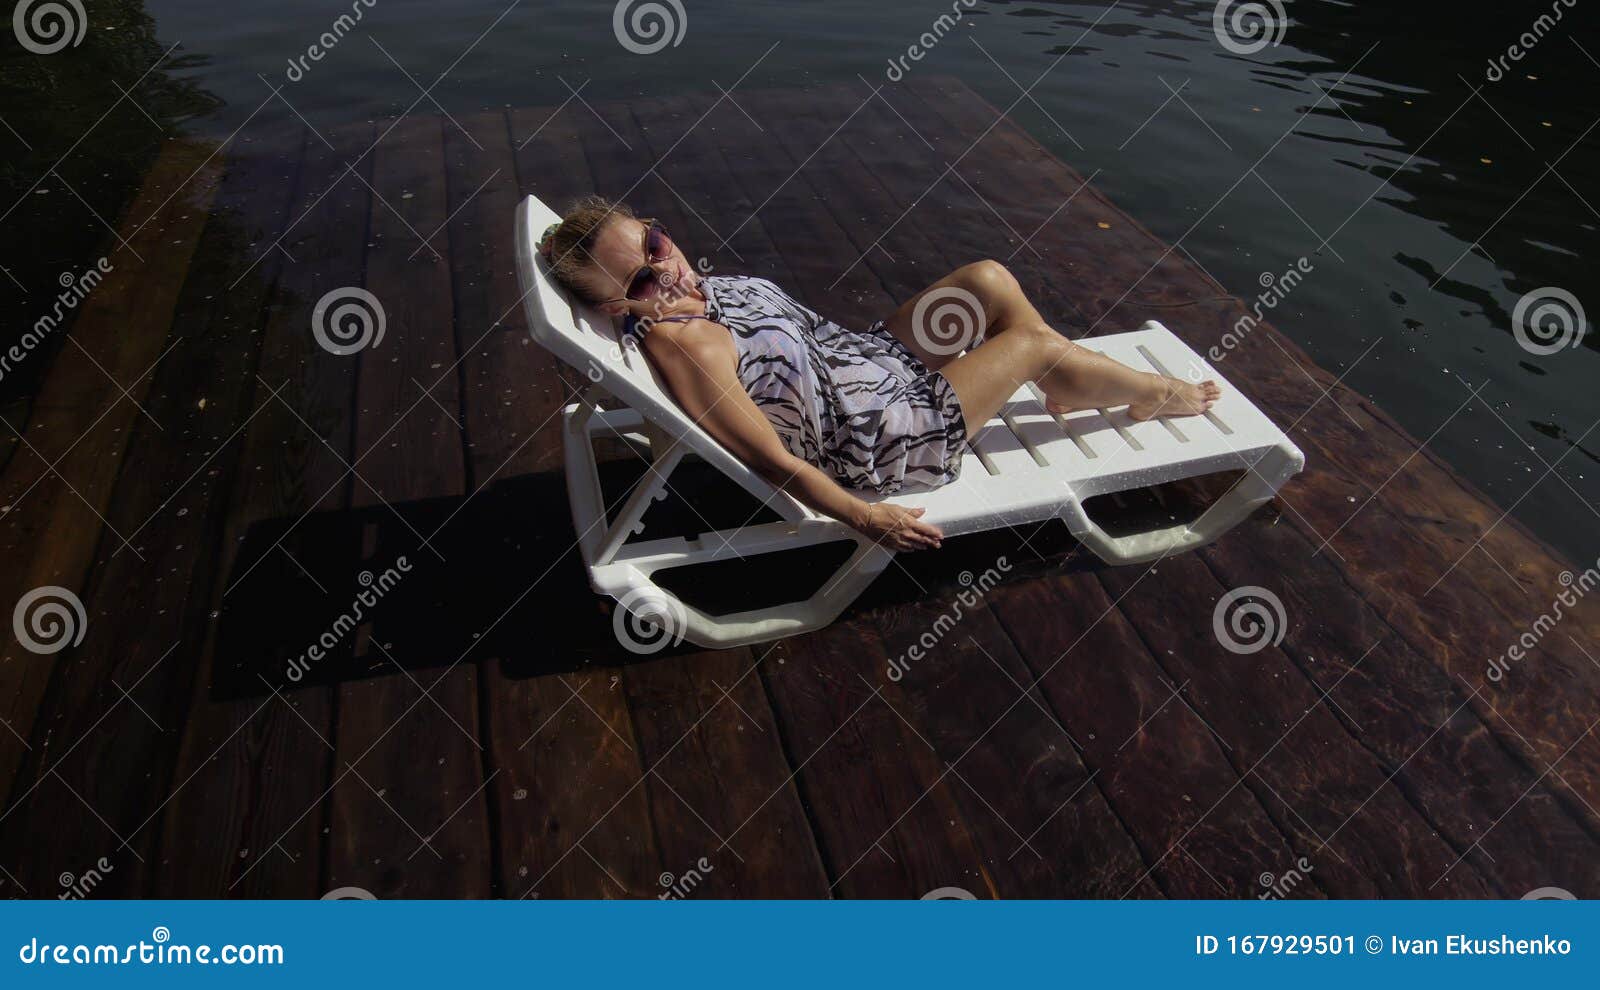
[3,79,1594,899]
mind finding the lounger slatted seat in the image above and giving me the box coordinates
[515,194,1304,648]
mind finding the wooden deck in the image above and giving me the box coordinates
[1,77,1597,899]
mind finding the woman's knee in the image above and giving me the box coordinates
[954,259,1020,303]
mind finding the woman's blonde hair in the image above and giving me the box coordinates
[538,195,634,302]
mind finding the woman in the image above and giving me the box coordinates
[539,197,1219,553]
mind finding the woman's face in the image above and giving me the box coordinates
[583,216,701,318]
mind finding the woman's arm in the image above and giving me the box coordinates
[642,319,943,552]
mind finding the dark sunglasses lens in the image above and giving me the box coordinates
[625,267,658,301]
[647,224,671,260]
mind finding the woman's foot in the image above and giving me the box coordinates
[1128,375,1221,420]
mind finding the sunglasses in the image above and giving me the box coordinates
[602,220,677,304]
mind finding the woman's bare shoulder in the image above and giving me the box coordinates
[638,317,734,365]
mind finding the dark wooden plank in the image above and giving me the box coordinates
[0,129,307,895]
[149,124,375,897]
[0,137,223,806]
[1106,295,1600,839]
[489,104,663,898]
[593,101,833,898]
[984,566,1325,898]
[1200,503,1600,896]
[328,114,490,898]
[1097,553,1498,896]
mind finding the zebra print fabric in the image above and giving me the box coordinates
[697,275,967,496]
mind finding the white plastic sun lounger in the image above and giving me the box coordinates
[515,194,1304,648]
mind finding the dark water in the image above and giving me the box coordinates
[3,0,1597,563]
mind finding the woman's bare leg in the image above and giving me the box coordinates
[882,261,1219,432]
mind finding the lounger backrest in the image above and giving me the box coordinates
[514,194,784,500]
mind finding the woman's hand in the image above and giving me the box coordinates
[857,502,943,552]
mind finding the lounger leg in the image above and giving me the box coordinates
[1061,443,1304,565]
[600,537,894,649]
